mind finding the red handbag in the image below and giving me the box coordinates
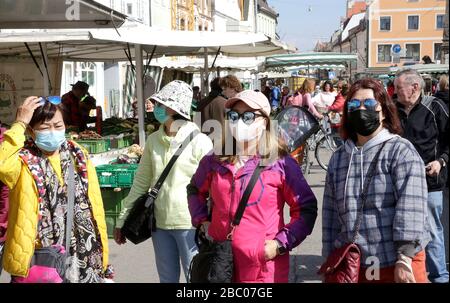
[318,243,361,283]
[318,142,386,283]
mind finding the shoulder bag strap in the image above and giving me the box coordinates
[148,130,200,201]
[351,141,387,243]
[231,162,264,228]
[65,160,76,253]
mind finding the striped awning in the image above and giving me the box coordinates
[265,52,358,68]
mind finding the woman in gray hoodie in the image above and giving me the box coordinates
[322,78,430,283]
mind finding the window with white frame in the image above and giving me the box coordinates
[380,16,391,31]
[81,62,95,87]
[436,15,444,29]
[434,43,443,61]
[377,44,392,63]
[405,43,420,61]
[408,15,419,30]
[127,3,133,15]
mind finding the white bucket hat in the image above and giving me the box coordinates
[150,80,193,120]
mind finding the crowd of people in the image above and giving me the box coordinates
[0,69,448,283]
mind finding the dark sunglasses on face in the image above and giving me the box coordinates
[39,96,62,106]
[347,98,379,112]
[227,110,263,125]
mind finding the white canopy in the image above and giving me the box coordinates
[152,55,265,72]
[0,21,295,145]
[0,23,293,61]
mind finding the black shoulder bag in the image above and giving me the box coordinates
[121,130,199,245]
[189,162,264,283]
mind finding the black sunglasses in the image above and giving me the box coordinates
[227,110,263,125]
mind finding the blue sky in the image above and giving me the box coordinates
[270,0,348,51]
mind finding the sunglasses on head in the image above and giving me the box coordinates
[227,110,263,125]
[347,98,379,112]
[39,96,62,106]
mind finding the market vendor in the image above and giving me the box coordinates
[62,81,97,131]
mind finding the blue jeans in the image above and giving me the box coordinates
[426,191,449,283]
[152,228,197,283]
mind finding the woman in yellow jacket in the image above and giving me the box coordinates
[0,96,109,283]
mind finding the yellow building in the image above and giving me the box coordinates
[171,0,212,31]
[367,0,446,67]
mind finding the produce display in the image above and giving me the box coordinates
[78,130,103,140]
[101,117,159,138]
[111,144,144,164]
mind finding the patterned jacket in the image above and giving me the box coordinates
[322,129,431,268]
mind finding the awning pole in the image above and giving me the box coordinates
[203,47,209,97]
[135,44,146,147]
[24,43,44,77]
[39,43,51,95]
[211,47,221,69]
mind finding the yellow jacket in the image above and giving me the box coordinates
[0,122,109,277]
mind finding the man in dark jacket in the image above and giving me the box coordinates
[196,77,227,136]
[395,68,449,283]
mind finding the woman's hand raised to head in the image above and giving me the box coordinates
[15,96,42,126]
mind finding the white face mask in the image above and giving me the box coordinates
[228,118,266,143]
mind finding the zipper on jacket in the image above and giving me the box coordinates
[228,175,236,234]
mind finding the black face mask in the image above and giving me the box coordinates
[348,109,380,136]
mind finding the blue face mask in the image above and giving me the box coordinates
[154,104,169,124]
[34,130,66,152]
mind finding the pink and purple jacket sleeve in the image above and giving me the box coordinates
[275,156,318,250]
[187,156,212,227]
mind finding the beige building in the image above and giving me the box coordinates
[367,0,447,67]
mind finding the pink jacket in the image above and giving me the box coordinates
[302,93,323,118]
[187,155,317,283]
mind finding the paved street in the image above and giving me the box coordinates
[1,157,448,283]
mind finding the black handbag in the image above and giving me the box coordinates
[189,162,264,283]
[121,130,199,245]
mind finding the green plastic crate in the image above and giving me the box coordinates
[96,164,139,188]
[117,134,134,149]
[76,139,110,154]
[101,188,130,214]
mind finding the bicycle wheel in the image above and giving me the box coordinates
[315,135,336,171]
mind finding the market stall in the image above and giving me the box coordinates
[1,6,294,236]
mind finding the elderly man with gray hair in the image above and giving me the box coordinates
[394,68,449,283]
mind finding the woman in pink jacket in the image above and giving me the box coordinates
[187,90,318,283]
[288,79,323,119]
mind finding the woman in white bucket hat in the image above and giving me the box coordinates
[115,80,213,282]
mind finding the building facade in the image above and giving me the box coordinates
[171,0,213,31]
[367,0,447,67]
[257,0,278,39]
[441,0,449,63]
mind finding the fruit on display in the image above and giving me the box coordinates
[78,130,102,140]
